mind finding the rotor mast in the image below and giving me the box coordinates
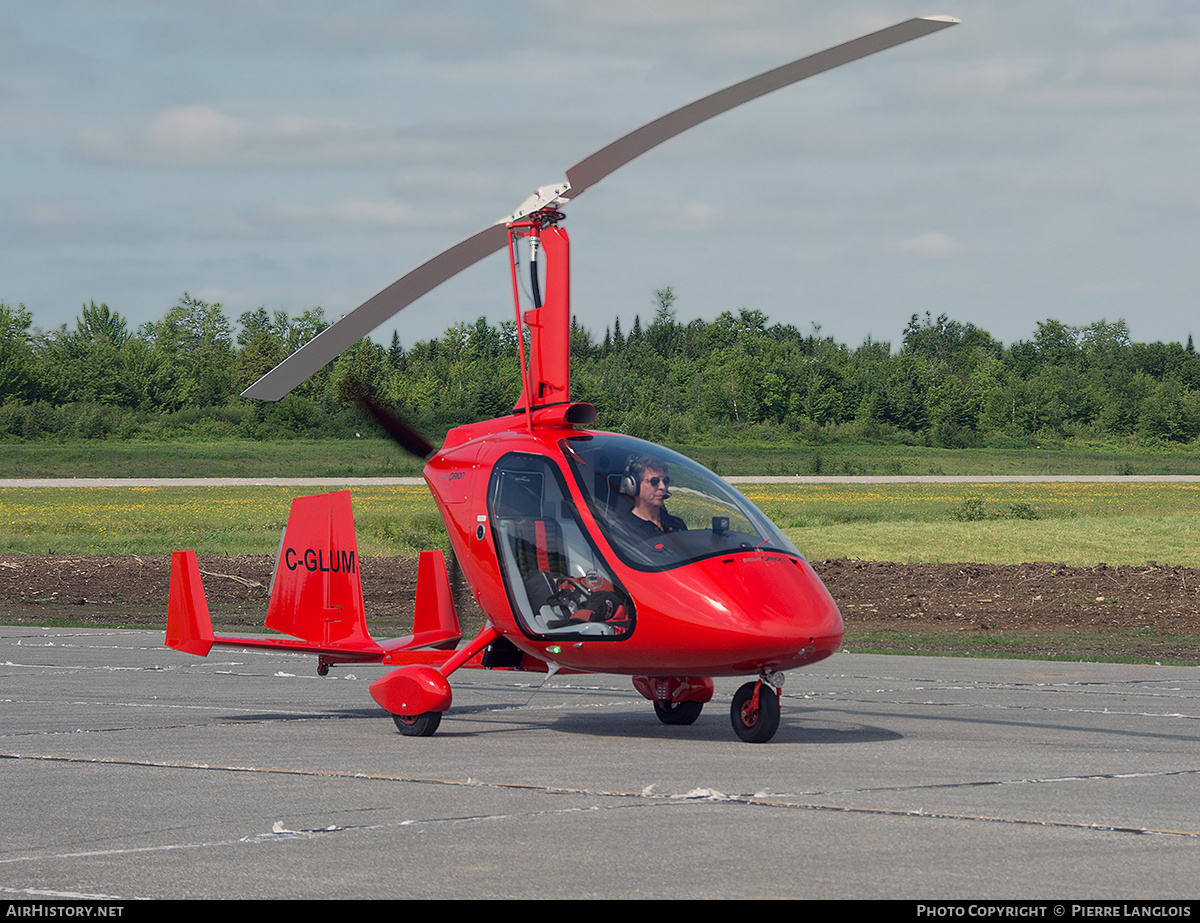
[509,208,571,416]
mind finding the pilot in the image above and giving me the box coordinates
[615,454,687,540]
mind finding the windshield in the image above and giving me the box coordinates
[560,434,802,571]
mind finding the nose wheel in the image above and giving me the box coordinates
[731,679,781,743]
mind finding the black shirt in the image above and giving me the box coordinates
[611,506,687,546]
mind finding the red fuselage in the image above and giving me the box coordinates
[424,413,843,678]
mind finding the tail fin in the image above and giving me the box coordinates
[409,550,462,650]
[264,491,376,649]
[166,550,216,656]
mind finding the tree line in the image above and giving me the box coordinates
[2,289,1199,447]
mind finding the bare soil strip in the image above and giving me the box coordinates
[3,554,1197,662]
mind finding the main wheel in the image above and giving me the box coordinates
[653,699,704,726]
[392,711,441,737]
[730,681,780,743]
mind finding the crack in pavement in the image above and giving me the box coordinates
[4,750,1198,853]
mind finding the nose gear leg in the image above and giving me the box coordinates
[730,672,782,743]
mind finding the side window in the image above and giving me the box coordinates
[488,453,634,641]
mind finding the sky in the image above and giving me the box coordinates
[3,1,1198,360]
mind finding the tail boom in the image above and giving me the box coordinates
[164,492,463,665]
[165,548,389,661]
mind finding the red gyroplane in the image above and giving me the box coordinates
[166,17,958,742]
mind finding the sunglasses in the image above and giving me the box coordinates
[646,476,670,487]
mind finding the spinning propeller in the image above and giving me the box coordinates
[242,16,958,402]
[339,375,435,460]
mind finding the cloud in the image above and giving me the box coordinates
[76,105,445,168]
[18,200,84,230]
[885,231,963,259]
[260,197,427,228]
[1094,38,1200,83]
[632,199,724,235]
[539,0,753,29]
[944,36,1200,112]
[1015,166,1104,194]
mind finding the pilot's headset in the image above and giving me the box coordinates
[617,458,641,498]
[618,455,667,498]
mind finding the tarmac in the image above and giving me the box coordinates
[3,626,1199,900]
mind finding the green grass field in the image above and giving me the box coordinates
[2,481,1198,566]
[4,437,1200,480]
[742,481,1200,566]
[4,480,1197,664]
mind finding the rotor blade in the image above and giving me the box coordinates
[243,16,957,401]
[343,376,436,460]
[564,17,958,197]
[242,223,508,401]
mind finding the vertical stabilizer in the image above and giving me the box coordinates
[410,550,462,650]
[166,550,216,656]
[265,491,376,648]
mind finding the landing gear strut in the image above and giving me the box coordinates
[730,677,781,743]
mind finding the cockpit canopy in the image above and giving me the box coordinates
[561,434,802,571]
